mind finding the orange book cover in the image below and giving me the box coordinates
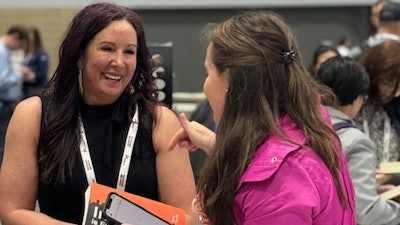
[82,183,186,225]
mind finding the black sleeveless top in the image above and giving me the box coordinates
[38,97,159,224]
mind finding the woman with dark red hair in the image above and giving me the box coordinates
[0,3,196,225]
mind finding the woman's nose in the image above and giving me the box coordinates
[111,52,124,66]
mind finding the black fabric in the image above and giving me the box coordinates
[38,97,158,224]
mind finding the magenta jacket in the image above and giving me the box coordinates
[233,114,356,225]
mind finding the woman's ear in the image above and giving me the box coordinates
[77,55,83,69]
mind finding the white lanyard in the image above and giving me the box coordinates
[79,105,139,190]
[363,109,391,162]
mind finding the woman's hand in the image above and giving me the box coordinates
[377,184,396,194]
[21,66,36,83]
[168,113,216,155]
[376,170,393,185]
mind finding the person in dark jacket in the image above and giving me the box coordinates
[22,27,49,98]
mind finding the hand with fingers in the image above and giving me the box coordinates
[168,113,216,155]
[376,170,394,185]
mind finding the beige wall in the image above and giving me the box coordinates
[0,8,80,78]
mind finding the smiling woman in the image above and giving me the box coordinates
[0,3,197,225]
[77,20,138,105]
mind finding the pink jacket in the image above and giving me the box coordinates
[233,115,356,225]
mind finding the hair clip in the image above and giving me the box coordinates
[282,51,297,64]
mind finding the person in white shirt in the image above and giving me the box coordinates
[349,0,400,59]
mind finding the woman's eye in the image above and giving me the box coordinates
[100,46,112,51]
[124,49,135,55]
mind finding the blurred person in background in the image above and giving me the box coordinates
[0,25,31,166]
[348,0,400,59]
[308,44,340,77]
[355,40,400,186]
[336,36,352,57]
[316,56,400,225]
[22,27,49,98]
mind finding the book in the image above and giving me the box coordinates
[82,183,186,225]
[379,161,400,174]
[380,185,400,200]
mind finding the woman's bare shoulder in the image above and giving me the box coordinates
[12,96,42,124]
[155,105,177,120]
[15,96,42,114]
